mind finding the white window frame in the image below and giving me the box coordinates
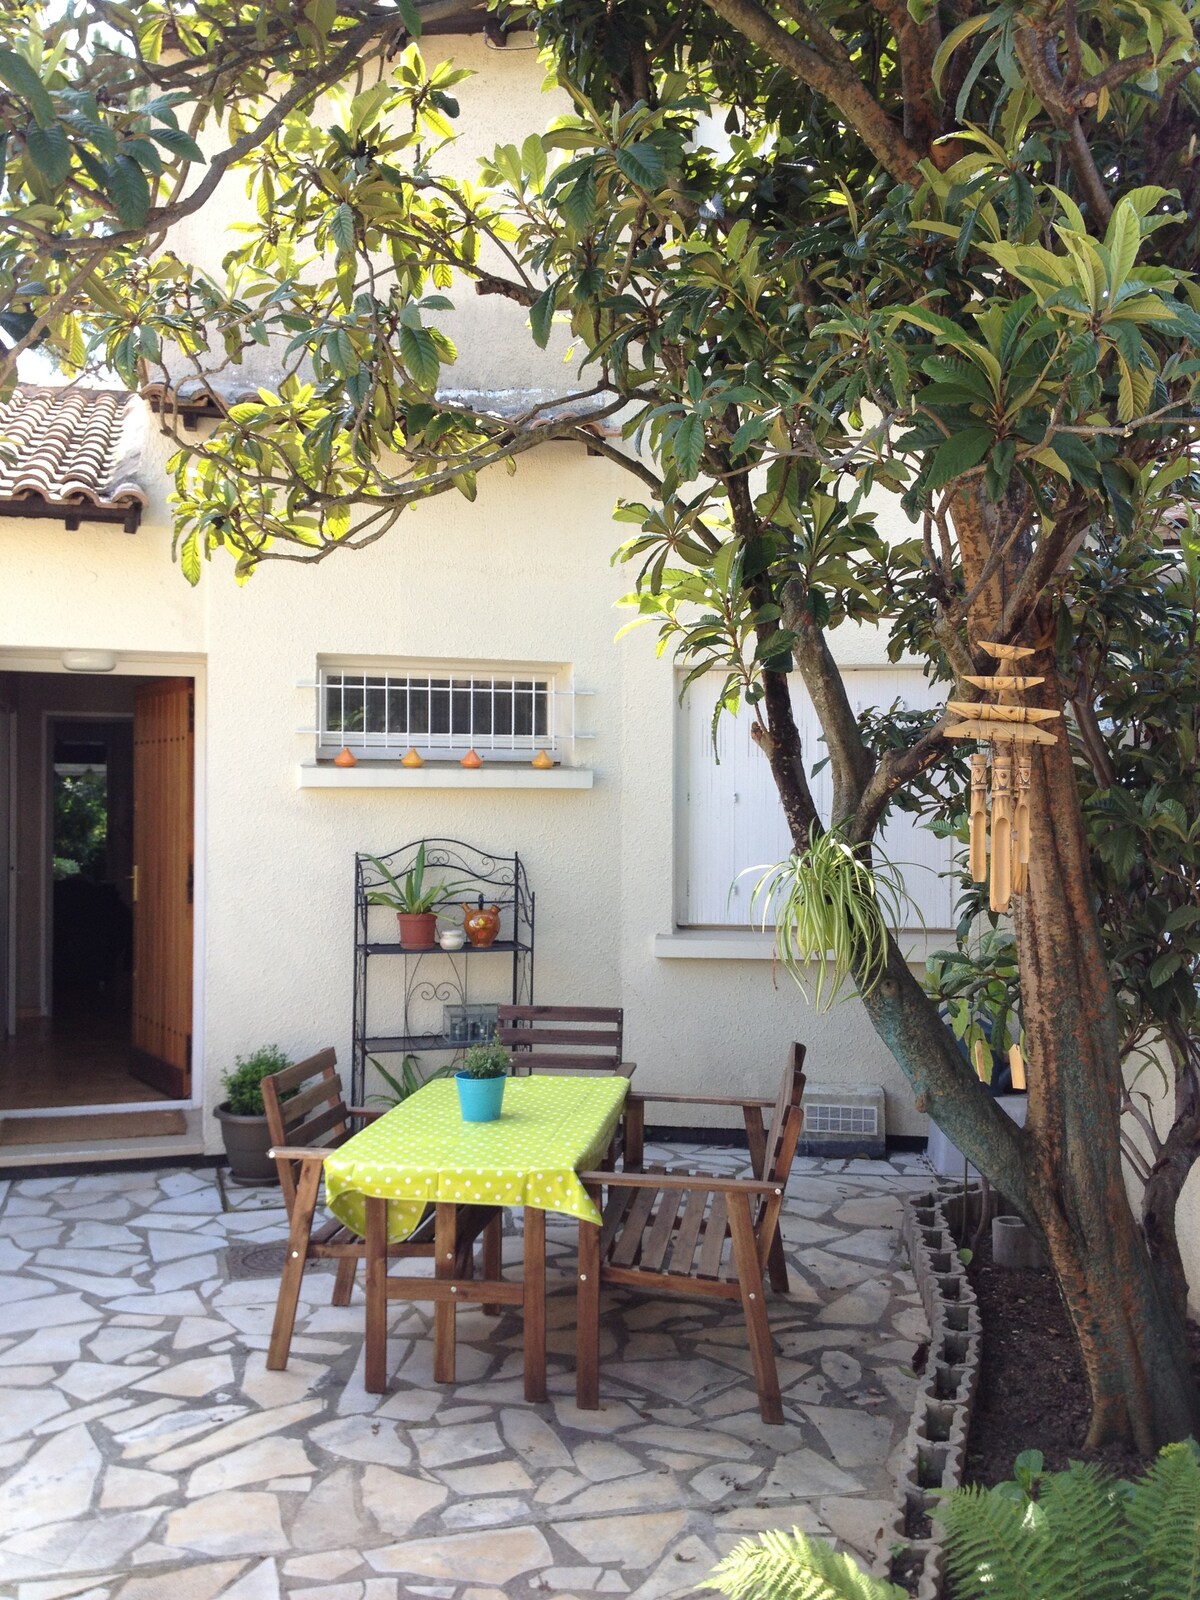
[316,657,566,763]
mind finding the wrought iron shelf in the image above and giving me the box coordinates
[363,939,531,956]
[363,1033,466,1054]
[351,838,535,1103]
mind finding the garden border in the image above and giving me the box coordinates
[873,1182,983,1598]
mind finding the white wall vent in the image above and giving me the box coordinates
[800,1085,886,1158]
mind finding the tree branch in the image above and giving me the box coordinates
[781,577,876,824]
[699,0,924,183]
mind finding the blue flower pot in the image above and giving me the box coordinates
[456,1071,506,1123]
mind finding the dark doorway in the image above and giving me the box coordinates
[51,719,134,1021]
[0,672,192,1113]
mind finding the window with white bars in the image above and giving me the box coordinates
[318,666,557,760]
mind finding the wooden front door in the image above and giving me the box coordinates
[131,679,193,1097]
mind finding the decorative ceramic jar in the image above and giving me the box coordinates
[438,927,465,951]
[462,901,501,948]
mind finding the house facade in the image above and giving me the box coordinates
[0,375,953,1164]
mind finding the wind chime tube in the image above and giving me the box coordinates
[1013,751,1032,896]
[970,752,989,884]
[990,748,1014,913]
[1008,1042,1027,1091]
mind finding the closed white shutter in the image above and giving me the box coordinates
[679,670,955,930]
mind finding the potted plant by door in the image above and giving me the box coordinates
[365,844,476,949]
[456,1035,509,1123]
[213,1044,291,1185]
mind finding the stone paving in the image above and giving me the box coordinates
[0,1146,933,1600]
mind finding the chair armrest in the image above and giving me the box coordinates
[577,1169,785,1197]
[347,1106,384,1123]
[617,1061,637,1080]
[267,1145,332,1163]
[627,1092,775,1110]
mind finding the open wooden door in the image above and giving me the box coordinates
[131,679,193,1097]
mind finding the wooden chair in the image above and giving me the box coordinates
[497,1005,635,1078]
[575,1043,807,1423]
[261,1048,500,1371]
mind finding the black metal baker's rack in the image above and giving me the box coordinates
[351,838,534,1103]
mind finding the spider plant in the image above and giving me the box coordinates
[367,1053,451,1106]
[363,843,477,915]
[747,825,915,1010]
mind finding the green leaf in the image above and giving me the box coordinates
[400,324,440,390]
[25,121,70,186]
[0,47,54,129]
[150,125,206,165]
[106,154,151,227]
[521,133,546,192]
[330,201,356,255]
[179,528,202,586]
[559,167,596,233]
[1149,953,1182,987]
[926,427,992,490]
[529,285,556,349]
[673,413,705,480]
[1105,199,1141,296]
[395,0,423,34]
[615,141,665,189]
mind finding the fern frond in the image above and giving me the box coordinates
[1034,1462,1133,1600]
[1128,1440,1200,1600]
[937,1485,1044,1600]
[704,1528,906,1600]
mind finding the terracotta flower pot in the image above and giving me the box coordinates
[397,911,438,948]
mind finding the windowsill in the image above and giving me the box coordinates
[654,930,951,963]
[298,762,593,790]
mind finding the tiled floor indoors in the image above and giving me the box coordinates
[0,1147,933,1600]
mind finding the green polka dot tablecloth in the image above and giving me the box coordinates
[324,1074,630,1243]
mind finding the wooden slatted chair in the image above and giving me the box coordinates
[575,1043,807,1424]
[261,1048,500,1370]
[496,1005,635,1079]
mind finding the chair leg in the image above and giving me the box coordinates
[624,1098,644,1171]
[267,1158,321,1371]
[727,1191,783,1424]
[765,1223,790,1295]
[364,1196,389,1394]
[482,1213,502,1317]
[576,1190,601,1411]
[331,1255,358,1307]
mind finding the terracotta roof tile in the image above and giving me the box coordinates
[0,386,147,523]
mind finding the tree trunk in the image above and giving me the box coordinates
[765,483,1200,1450]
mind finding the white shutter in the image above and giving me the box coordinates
[679,670,954,930]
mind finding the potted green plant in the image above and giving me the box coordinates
[456,1034,509,1123]
[213,1044,291,1185]
[365,844,477,948]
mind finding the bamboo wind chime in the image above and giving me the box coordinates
[944,643,1060,916]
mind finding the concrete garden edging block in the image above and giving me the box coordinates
[873,1183,983,1598]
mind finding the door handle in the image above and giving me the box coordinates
[131,865,139,903]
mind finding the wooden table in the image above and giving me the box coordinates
[323,1075,629,1401]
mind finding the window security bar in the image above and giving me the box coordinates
[303,670,594,758]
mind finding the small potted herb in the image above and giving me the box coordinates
[213,1044,291,1184]
[456,1034,509,1123]
[365,844,477,949]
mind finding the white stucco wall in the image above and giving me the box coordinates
[0,425,931,1151]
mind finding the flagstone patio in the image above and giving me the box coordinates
[0,1146,933,1600]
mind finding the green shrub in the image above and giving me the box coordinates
[221,1045,291,1116]
[460,1036,508,1080]
[705,1526,904,1600]
[703,1442,1200,1600]
[938,1442,1200,1600]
